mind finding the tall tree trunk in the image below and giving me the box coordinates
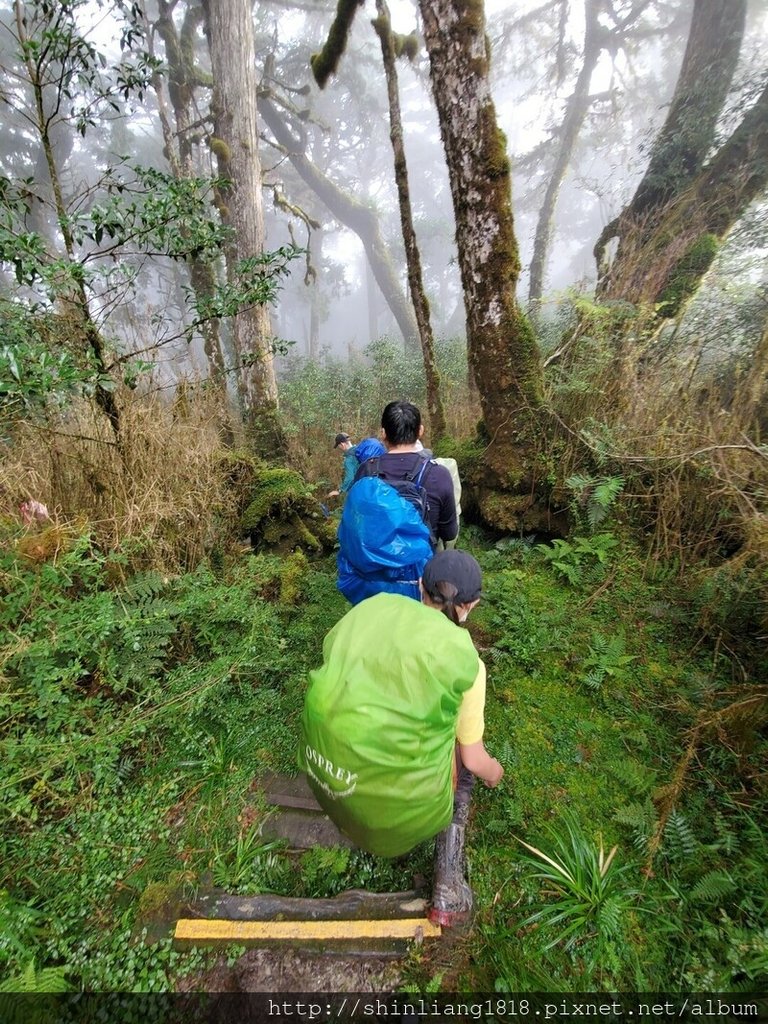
[373,0,447,444]
[596,0,748,301]
[152,1,229,392]
[528,0,603,307]
[258,93,420,349]
[202,0,283,453]
[418,0,545,517]
[366,257,379,344]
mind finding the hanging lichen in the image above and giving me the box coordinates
[396,32,419,61]
[372,14,419,62]
[208,137,232,163]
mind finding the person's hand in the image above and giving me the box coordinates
[484,759,504,788]
[327,489,340,498]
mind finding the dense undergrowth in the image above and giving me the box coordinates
[1,328,767,994]
[1,513,766,993]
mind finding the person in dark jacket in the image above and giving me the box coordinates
[369,401,458,545]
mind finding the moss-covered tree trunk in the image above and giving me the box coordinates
[595,0,749,307]
[372,0,447,443]
[598,73,768,312]
[201,0,284,454]
[418,0,545,522]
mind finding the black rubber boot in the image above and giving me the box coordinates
[429,766,475,928]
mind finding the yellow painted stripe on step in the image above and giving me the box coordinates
[174,917,441,942]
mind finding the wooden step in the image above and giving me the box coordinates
[173,776,438,954]
[175,890,437,954]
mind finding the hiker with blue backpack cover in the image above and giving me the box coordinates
[353,436,387,464]
[336,401,458,605]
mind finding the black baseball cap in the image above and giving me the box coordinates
[333,432,350,448]
[422,550,483,604]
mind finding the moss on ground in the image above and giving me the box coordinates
[2,525,765,992]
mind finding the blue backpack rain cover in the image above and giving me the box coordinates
[337,457,434,605]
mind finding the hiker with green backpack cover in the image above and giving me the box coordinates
[299,550,503,924]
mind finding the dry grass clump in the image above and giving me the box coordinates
[0,387,241,571]
[548,314,768,650]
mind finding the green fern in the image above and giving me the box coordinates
[711,811,738,855]
[663,809,698,861]
[0,959,71,992]
[111,587,179,689]
[581,633,635,690]
[609,759,657,796]
[566,473,625,530]
[541,534,618,586]
[614,798,658,851]
[689,870,737,904]
[484,817,509,835]
[120,571,168,603]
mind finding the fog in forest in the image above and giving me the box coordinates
[2,0,765,389]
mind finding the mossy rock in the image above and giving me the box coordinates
[476,486,569,537]
[241,468,309,529]
[241,468,336,556]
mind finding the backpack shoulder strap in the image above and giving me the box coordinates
[354,457,380,482]
[414,454,432,487]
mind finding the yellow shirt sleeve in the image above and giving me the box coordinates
[455,658,486,745]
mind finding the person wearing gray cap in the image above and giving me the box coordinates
[299,549,503,927]
[327,432,357,499]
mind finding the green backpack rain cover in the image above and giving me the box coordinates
[298,592,479,857]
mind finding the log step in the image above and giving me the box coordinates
[185,889,428,922]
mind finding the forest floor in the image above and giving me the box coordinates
[2,520,766,994]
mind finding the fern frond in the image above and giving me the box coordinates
[120,571,168,604]
[689,870,737,904]
[583,669,603,691]
[663,809,698,860]
[609,760,657,796]
[712,811,738,855]
[614,799,657,830]
[0,959,71,993]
